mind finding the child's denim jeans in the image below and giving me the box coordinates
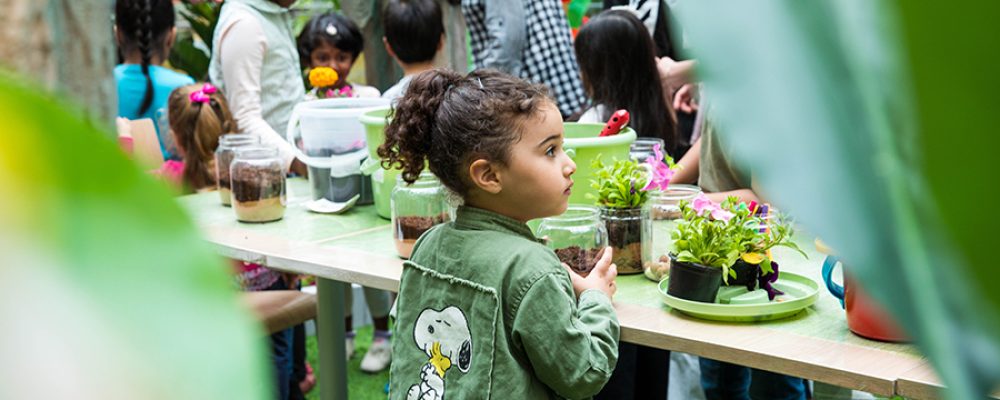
[700,358,807,400]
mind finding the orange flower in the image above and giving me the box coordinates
[308,67,339,88]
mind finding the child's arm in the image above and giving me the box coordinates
[671,137,701,185]
[511,254,620,399]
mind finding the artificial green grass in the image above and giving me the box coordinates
[305,325,390,400]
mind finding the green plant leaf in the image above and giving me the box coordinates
[674,1,1000,397]
[0,73,269,398]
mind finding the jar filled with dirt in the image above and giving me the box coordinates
[600,206,652,274]
[214,134,260,206]
[391,172,452,259]
[650,184,701,220]
[538,206,608,276]
[230,147,286,223]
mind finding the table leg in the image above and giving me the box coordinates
[316,278,348,400]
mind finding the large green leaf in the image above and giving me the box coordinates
[0,73,269,399]
[673,1,999,398]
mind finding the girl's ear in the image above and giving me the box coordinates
[383,37,397,59]
[165,27,177,52]
[468,158,502,194]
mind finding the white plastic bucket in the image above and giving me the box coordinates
[287,98,390,200]
[286,97,391,168]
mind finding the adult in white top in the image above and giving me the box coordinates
[209,0,306,174]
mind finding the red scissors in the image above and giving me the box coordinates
[599,109,630,137]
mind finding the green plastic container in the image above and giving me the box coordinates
[359,108,636,219]
[562,123,636,205]
[359,107,396,219]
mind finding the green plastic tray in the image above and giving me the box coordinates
[658,271,819,322]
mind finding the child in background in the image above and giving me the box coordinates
[162,83,236,192]
[381,0,445,101]
[297,13,380,98]
[382,69,619,399]
[114,0,195,160]
[574,9,683,158]
[298,12,392,374]
[170,82,315,398]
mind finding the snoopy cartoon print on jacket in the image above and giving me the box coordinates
[406,306,473,400]
[390,207,619,400]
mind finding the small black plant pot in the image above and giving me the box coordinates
[725,259,760,290]
[667,253,723,303]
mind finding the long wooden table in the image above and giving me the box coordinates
[180,179,935,400]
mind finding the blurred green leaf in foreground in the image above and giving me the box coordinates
[0,72,270,400]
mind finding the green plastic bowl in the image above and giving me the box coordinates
[359,108,636,218]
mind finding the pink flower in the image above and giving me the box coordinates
[692,192,715,216]
[711,208,734,222]
[690,192,734,221]
[641,143,675,191]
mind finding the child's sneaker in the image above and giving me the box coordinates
[360,338,391,373]
[345,337,355,360]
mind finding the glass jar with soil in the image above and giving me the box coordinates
[599,206,652,275]
[538,206,608,276]
[230,147,286,223]
[650,184,701,220]
[391,172,452,259]
[215,134,260,206]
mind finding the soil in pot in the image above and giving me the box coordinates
[605,217,643,274]
[725,259,760,290]
[555,246,605,276]
[394,213,449,259]
[666,253,723,303]
[231,169,285,223]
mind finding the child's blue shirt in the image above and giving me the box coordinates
[114,64,194,159]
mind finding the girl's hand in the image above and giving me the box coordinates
[673,83,700,114]
[564,247,617,299]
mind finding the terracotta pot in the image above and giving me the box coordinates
[822,255,909,342]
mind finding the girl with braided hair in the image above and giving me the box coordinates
[114,0,194,160]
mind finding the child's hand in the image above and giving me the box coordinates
[564,247,617,299]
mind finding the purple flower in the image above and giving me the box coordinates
[757,261,784,301]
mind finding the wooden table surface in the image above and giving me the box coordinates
[180,179,931,398]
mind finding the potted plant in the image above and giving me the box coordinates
[589,144,675,275]
[669,194,806,303]
[726,201,806,299]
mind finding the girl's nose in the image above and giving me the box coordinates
[564,158,577,176]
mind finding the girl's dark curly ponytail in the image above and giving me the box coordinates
[378,69,463,184]
[378,69,552,196]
